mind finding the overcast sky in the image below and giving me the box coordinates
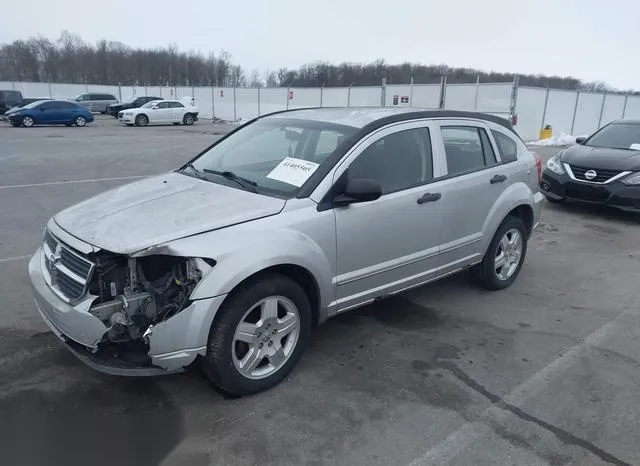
[2,0,639,89]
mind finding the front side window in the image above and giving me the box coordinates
[156,102,171,109]
[188,118,357,197]
[441,126,496,176]
[346,127,433,195]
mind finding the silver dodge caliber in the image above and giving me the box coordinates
[29,108,544,396]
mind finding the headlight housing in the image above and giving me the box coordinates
[622,173,640,186]
[546,155,565,175]
[125,112,133,116]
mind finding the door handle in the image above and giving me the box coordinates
[490,174,507,184]
[417,192,441,204]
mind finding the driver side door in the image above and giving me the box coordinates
[150,101,172,124]
[330,121,446,312]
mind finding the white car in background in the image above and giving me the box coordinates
[119,99,199,127]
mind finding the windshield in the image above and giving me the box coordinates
[187,118,357,196]
[141,101,157,108]
[585,123,640,150]
[22,100,49,109]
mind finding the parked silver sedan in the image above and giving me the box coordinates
[29,108,544,396]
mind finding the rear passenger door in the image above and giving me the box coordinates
[431,120,508,271]
[170,101,186,122]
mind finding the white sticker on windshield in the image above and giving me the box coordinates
[266,157,320,187]
[630,143,640,150]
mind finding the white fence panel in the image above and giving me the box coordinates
[86,84,119,98]
[600,94,625,126]
[349,86,381,107]
[515,87,547,141]
[175,86,193,102]
[572,92,604,136]
[477,83,511,113]
[385,85,411,106]
[146,86,162,98]
[412,85,440,108]
[194,87,213,119]
[544,90,578,136]
[236,88,259,121]
[444,84,476,110]
[623,96,640,119]
[288,88,321,108]
[8,81,50,98]
[259,88,287,115]
[322,88,348,107]
[50,83,86,99]
[213,87,235,120]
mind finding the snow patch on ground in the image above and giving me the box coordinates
[528,132,588,146]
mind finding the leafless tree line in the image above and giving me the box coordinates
[0,31,627,92]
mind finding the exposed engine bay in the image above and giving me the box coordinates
[86,254,212,349]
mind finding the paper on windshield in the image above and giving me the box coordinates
[266,157,320,187]
[630,143,640,150]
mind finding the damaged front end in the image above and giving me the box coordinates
[85,253,213,369]
[32,226,222,375]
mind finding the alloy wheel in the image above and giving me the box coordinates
[494,228,523,280]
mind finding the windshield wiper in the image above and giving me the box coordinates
[203,169,258,192]
[181,162,207,180]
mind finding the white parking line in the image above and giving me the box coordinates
[0,175,148,190]
[408,309,635,465]
[0,254,32,264]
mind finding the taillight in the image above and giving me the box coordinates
[533,152,542,185]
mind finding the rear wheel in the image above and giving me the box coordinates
[183,113,195,126]
[202,274,312,396]
[22,116,34,127]
[74,116,86,127]
[135,114,149,127]
[471,216,528,290]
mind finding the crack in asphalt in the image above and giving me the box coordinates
[441,361,632,466]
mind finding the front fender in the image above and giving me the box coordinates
[482,181,537,252]
[135,226,335,314]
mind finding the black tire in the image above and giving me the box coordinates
[183,113,195,126]
[202,274,312,396]
[135,114,149,127]
[471,216,528,290]
[74,116,87,127]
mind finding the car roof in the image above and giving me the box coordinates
[262,107,514,131]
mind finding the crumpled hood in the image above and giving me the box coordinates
[561,144,640,171]
[54,172,286,254]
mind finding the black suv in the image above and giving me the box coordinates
[107,96,163,117]
[0,90,23,115]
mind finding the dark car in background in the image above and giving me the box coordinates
[107,96,163,117]
[541,119,640,212]
[8,100,94,127]
[0,90,24,114]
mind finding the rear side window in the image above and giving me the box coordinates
[441,126,496,176]
[170,101,185,108]
[1,91,22,105]
[491,130,518,163]
[348,127,433,195]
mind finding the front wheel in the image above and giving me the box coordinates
[202,274,312,396]
[471,216,528,290]
[22,116,34,127]
[74,116,86,127]
[135,114,149,127]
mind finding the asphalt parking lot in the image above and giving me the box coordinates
[1,117,639,466]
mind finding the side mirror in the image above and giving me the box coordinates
[575,137,586,144]
[334,178,382,206]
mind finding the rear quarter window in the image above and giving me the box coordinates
[491,130,518,163]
